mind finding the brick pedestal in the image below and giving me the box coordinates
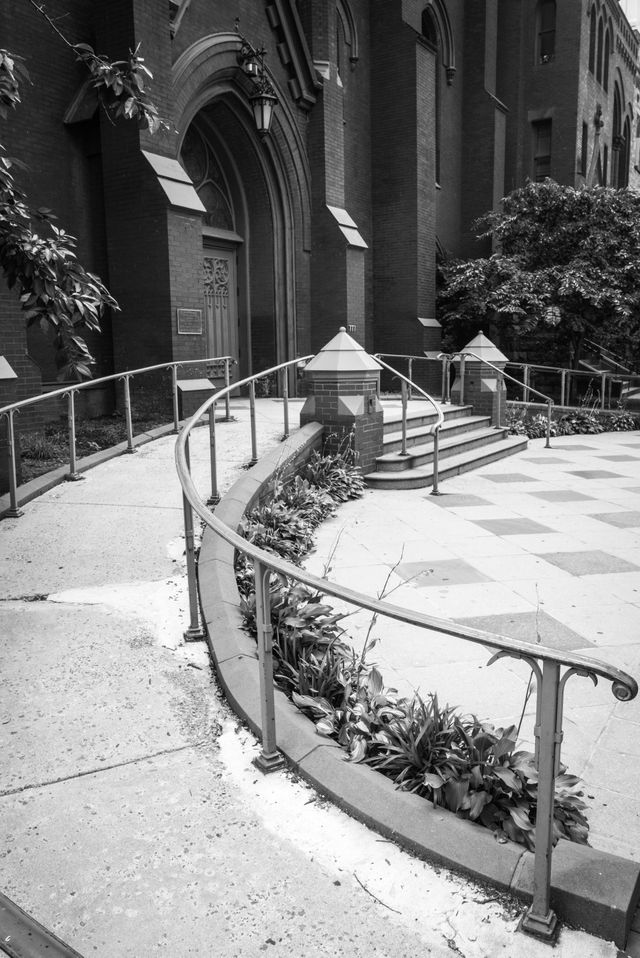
[451,331,508,427]
[299,328,383,474]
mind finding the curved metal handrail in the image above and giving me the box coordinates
[0,354,235,516]
[373,355,445,492]
[0,356,234,417]
[175,387,634,696]
[174,355,636,940]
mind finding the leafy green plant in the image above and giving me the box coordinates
[234,450,590,850]
[506,403,638,440]
[300,448,365,501]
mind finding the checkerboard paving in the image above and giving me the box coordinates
[308,430,640,860]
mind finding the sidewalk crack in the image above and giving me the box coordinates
[0,741,207,798]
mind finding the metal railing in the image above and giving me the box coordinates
[459,351,554,449]
[174,359,637,943]
[374,355,445,494]
[504,360,640,410]
[0,355,236,518]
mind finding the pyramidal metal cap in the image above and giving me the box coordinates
[462,331,509,363]
[304,327,382,374]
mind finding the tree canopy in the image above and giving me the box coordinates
[437,180,640,368]
[1,5,163,380]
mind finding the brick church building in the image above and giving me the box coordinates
[1,0,639,410]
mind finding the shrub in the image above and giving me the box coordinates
[234,450,590,849]
[506,404,639,440]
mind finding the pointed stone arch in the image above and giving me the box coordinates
[422,0,456,84]
[171,32,314,368]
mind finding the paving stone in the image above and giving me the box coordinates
[455,610,595,651]
[523,456,570,464]
[422,493,492,507]
[553,444,598,450]
[394,559,492,587]
[592,512,640,528]
[598,454,640,461]
[539,550,640,576]
[529,490,596,502]
[483,472,539,483]
[473,517,555,536]
[568,470,625,479]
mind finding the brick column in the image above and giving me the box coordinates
[451,331,508,427]
[299,327,383,474]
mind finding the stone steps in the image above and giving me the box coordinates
[365,434,528,490]
[367,402,527,490]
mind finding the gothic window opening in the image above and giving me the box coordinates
[422,6,441,183]
[180,125,234,231]
[603,28,610,92]
[589,7,596,74]
[533,119,552,180]
[596,16,604,84]
[537,0,556,64]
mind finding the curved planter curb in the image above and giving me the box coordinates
[198,424,640,949]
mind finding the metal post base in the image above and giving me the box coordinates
[429,489,442,496]
[4,507,24,519]
[64,473,85,482]
[252,751,286,774]
[519,907,559,942]
[125,448,138,455]
[206,495,220,507]
[183,625,206,642]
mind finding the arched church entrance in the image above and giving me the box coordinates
[179,96,285,384]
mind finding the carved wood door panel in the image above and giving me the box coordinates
[203,248,238,381]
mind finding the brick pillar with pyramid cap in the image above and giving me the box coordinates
[300,328,384,474]
[451,331,509,427]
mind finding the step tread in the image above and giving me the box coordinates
[366,436,527,487]
[377,426,507,465]
[382,415,493,448]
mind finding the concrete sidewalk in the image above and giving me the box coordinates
[0,399,636,957]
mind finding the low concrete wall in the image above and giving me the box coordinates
[198,423,640,949]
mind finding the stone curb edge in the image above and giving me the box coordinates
[0,890,85,957]
[198,424,640,950]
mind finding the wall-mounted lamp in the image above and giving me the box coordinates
[235,20,279,137]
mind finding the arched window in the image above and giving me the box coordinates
[537,0,556,63]
[603,28,611,92]
[588,7,596,74]
[422,7,441,183]
[622,116,631,187]
[596,16,604,83]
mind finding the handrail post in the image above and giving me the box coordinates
[65,390,82,481]
[182,434,205,642]
[207,401,219,506]
[282,366,290,439]
[523,365,530,402]
[4,410,23,517]
[407,358,413,400]
[441,355,448,403]
[400,380,408,456]
[171,365,180,434]
[430,425,441,496]
[249,380,258,465]
[224,359,231,422]
[545,402,553,449]
[600,372,607,411]
[122,375,135,453]
[253,557,285,773]
[520,659,560,942]
[565,371,571,408]
[459,355,465,406]
[560,369,567,408]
